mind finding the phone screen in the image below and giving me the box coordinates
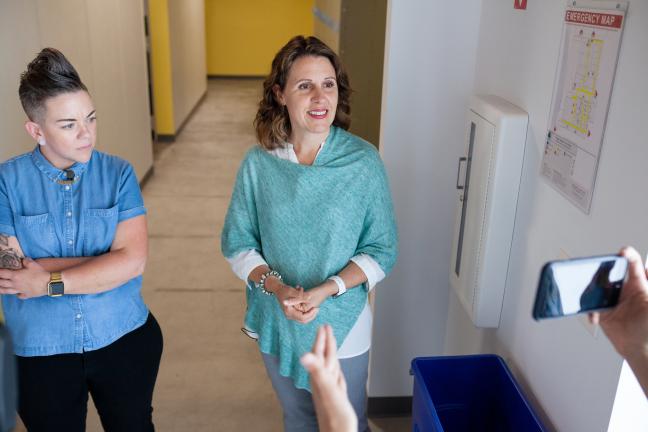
[532,255,628,320]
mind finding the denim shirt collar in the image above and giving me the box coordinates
[30,145,89,184]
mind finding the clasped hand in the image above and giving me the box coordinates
[0,257,50,299]
[275,282,334,324]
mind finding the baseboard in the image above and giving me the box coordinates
[156,134,175,142]
[175,91,207,137]
[139,165,154,188]
[367,396,412,417]
[155,90,207,143]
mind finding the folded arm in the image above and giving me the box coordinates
[1,234,93,272]
[0,215,147,298]
[0,233,24,270]
[60,215,148,294]
[35,256,93,272]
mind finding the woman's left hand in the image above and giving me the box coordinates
[0,257,50,299]
[284,280,338,315]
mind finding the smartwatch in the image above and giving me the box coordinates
[47,272,64,297]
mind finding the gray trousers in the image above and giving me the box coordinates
[261,351,370,432]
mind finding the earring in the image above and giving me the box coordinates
[38,138,45,146]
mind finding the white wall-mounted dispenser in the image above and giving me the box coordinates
[450,95,528,328]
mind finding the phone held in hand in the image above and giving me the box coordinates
[532,254,628,320]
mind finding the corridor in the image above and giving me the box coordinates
[4,2,648,430]
[139,79,281,430]
[73,79,409,431]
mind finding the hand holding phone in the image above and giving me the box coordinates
[532,254,628,320]
[591,247,648,398]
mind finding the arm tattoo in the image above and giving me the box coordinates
[0,234,23,269]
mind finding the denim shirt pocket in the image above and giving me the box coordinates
[83,205,119,256]
[14,213,59,259]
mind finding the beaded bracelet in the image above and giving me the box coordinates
[259,270,282,296]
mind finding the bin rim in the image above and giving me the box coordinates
[410,354,547,431]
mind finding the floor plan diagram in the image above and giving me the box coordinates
[542,4,626,213]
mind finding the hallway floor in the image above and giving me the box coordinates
[16,79,410,431]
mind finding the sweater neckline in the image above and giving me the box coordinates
[265,127,339,167]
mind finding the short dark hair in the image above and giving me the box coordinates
[18,48,88,121]
[254,36,352,150]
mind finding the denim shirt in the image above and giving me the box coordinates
[0,146,148,356]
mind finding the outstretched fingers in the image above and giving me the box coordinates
[323,325,338,369]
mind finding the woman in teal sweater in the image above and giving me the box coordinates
[221,36,397,432]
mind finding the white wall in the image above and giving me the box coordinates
[0,1,41,162]
[444,1,648,431]
[168,0,207,131]
[85,0,153,178]
[0,0,153,179]
[376,0,648,430]
[370,0,483,397]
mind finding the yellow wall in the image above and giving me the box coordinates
[205,0,314,76]
[149,0,175,135]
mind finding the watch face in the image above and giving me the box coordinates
[48,281,64,297]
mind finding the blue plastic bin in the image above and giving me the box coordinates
[410,355,546,432]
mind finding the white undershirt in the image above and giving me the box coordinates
[225,142,386,358]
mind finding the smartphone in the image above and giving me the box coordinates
[532,254,628,320]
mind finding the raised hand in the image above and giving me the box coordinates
[590,246,648,397]
[590,247,648,359]
[300,325,357,432]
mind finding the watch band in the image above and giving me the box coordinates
[328,275,347,297]
[47,272,64,297]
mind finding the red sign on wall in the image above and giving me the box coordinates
[514,0,527,10]
[564,10,623,29]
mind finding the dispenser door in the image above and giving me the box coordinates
[450,111,495,315]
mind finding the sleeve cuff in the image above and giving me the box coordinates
[226,249,268,282]
[0,223,15,237]
[351,253,386,291]
[118,206,147,222]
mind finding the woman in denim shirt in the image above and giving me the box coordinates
[0,48,162,431]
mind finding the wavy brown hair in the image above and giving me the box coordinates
[254,36,352,150]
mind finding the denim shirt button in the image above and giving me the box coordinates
[65,185,70,191]
[68,240,73,245]
[66,212,72,217]
[75,314,82,319]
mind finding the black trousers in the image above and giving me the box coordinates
[16,313,163,432]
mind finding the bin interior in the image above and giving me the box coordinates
[411,355,545,432]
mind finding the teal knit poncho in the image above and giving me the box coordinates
[221,126,398,391]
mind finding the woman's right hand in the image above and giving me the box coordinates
[266,277,319,324]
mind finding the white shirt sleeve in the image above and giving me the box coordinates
[226,249,268,282]
[350,253,386,291]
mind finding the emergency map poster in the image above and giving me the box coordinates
[541,1,627,213]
